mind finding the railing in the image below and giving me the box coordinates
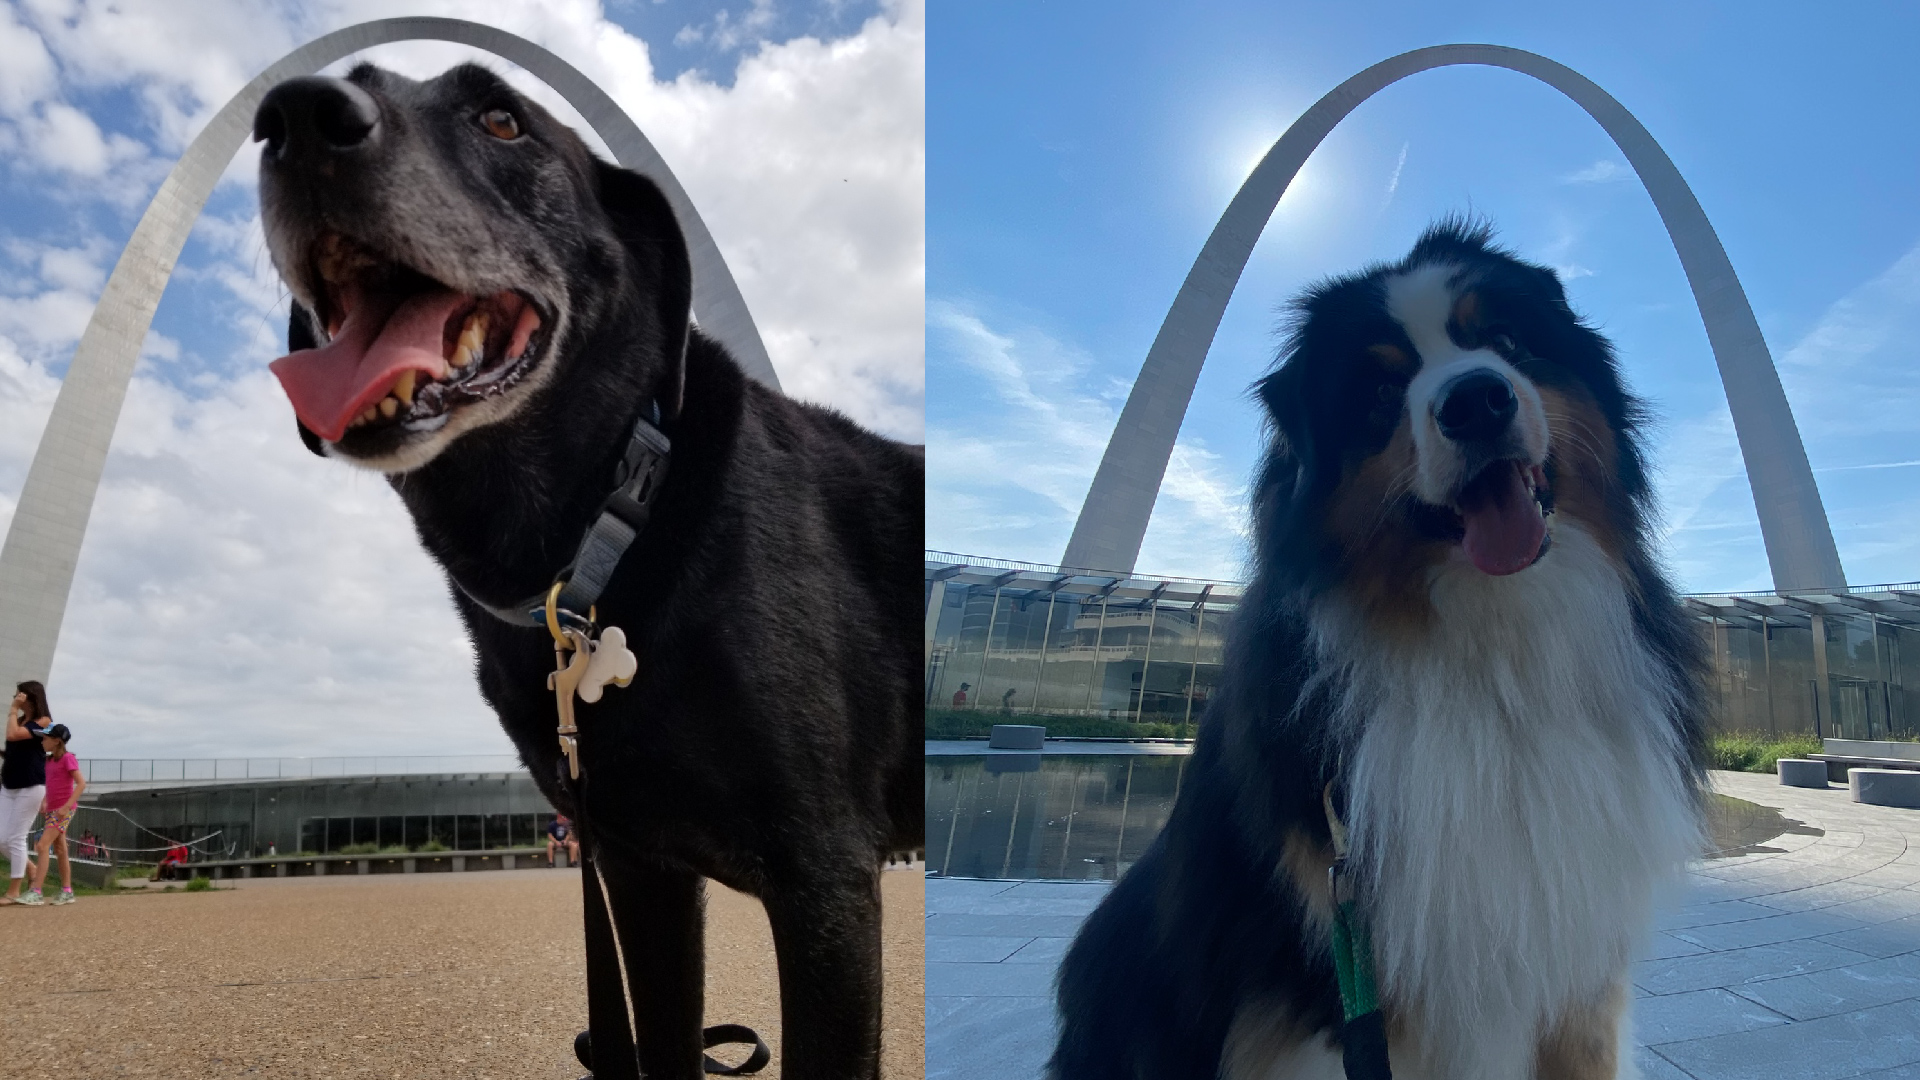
[79,755,526,784]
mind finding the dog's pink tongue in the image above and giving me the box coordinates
[1458,460,1547,576]
[269,287,463,442]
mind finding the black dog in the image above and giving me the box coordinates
[254,63,921,1080]
[1052,223,1706,1079]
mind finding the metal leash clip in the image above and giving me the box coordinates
[543,582,636,781]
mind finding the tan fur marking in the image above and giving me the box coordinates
[1280,826,1336,944]
[1535,981,1627,1079]
[1368,343,1415,376]
[1321,418,1447,632]
[1451,289,1482,335]
[1537,384,1627,568]
[1221,1001,1343,1080]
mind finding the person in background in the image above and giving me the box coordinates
[25,724,83,905]
[951,682,970,710]
[1001,687,1017,715]
[2,681,51,906]
[546,815,579,867]
[152,841,190,882]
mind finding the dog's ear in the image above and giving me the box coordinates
[1254,361,1321,533]
[287,306,327,457]
[1257,361,1316,480]
[592,160,693,422]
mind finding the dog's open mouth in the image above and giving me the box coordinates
[1440,460,1554,576]
[269,233,550,443]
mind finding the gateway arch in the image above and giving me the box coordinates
[1061,43,1846,594]
[0,17,778,684]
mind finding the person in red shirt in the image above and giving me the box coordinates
[152,841,190,882]
[26,723,83,905]
[951,682,970,710]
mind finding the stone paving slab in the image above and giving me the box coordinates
[927,770,1920,1079]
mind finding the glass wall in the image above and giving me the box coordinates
[928,554,1920,740]
[75,771,561,861]
[926,556,1234,730]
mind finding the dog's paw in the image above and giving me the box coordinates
[578,626,638,703]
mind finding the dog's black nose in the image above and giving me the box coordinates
[254,77,380,161]
[1434,369,1518,443]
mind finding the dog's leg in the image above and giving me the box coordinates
[1535,981,1629,1080]
[599,855,708,1080]
[762,858,885,1080]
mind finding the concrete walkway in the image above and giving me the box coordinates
[927,770,1920,1080]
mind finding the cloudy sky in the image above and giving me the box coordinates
[0,0,922,757]
[928,2,1920,594]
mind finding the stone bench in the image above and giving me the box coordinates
[1850,768,1920,809]
[1777,758,1829,788]
[1808,755,1920,784]
[988,724,1045,750]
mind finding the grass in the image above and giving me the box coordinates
[1709,731,1823,773]
[925,708,1195,741]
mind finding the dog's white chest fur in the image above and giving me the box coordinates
[1312,525,1698,1079]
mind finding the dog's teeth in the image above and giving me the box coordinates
[361,406,378,424]
[394,371,416,405]
[451,313,488,369]
[379,397,398,419]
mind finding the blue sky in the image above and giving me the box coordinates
[0,0,920,756]
[927,1,1920,593]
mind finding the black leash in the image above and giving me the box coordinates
[445,393,767,1079]
[568,839,771,1077]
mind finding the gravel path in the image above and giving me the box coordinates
[6,866,924,1078]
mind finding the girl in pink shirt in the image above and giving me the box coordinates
[26,723,83,906]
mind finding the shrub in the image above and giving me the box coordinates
[1708,731,1822,773]
[185,876,212,892]
[335,842,380,855]
[415,839,450,853]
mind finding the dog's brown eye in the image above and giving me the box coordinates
[1490,331,1516,354]
[481,109,521,140]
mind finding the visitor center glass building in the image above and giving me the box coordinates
[925,551,1920,740]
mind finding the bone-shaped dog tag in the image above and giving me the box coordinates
[577,626,638,704]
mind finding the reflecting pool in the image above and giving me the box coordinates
[926,754,1822,880]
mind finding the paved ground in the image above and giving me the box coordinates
[926,770,1920,1080]
[6,865,923,1078]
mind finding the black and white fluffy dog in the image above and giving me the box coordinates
[1052,222,1708,1080]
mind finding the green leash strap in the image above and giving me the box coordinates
[1324,786,1393,1080]
[1330,893,1380,1021]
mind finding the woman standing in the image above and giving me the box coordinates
[2,681,51,905]
[25,723,83,905]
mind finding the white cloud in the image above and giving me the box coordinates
[0,3,57,115]
[1382,140,1407,205]
[675,0,777,50]
[925,300,1247,581]
[1561,158,1627,185]
[0,0,921,757]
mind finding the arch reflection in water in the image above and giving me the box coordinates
[927,754,1188,880]
[926,755,1822,881]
